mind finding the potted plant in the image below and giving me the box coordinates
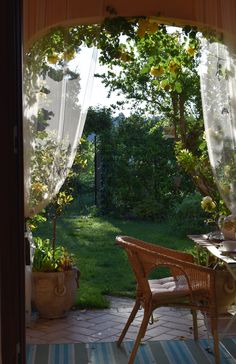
[31,190,80,319]
[32,237,80,318]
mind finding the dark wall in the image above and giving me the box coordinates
[0,0,25,363]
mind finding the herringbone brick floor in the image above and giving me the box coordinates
[26,296,210,344]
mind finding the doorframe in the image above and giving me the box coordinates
[0,0,25,363]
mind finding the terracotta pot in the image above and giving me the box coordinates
[32,267,80,318]
[215,269,236,314]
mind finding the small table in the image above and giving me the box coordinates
[188,234,236,338]
[188,235,236,279]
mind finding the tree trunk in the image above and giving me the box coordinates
[171,92,178,139]
[52,216,57,254]
[179,94,186,144]
[94,135,102,208]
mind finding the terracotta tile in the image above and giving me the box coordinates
[26,329,47,338]
[91,327,122,339]
[108,316,135,324]
[37,331,70,342]
[26,337,48,344]
[170,329,194,338]
[45,337,73,344]
[65,333,98,343]
[32,322,70,334]
[97,335,119,342]
[159,321,194,332]
[26,297,209,344]
[89,321,121,332]
[148,333,177,341]
[66,325,97,336]
[146,325,172,337]
[70,320,96,329]
[159,315,192,325]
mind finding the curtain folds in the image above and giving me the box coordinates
[198,1,236,218]
[199,39,236,214]
[23,29,98,217]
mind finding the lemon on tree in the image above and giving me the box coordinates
[63,50,76,62]
[168,61,179,74]
[47,54,60,64]
[186,46,196,56]
[150,65,164,77]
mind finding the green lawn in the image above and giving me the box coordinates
[35,214,200,309]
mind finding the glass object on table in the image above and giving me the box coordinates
[218,215,236,240]
[204,230,224,243]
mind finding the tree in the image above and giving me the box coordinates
[100,113,194,219]
[86,17,224,206]
[25,18,225,212]
[83,107,113,207]
[45,139,88,248]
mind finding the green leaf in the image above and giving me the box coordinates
[148,56,154,65]
[174,81,182,93]
[140,65,150,75]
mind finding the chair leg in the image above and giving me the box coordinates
[211,317,220,364]
[128,307,152,364]
[117,300,141,346]
[191,309,198,340]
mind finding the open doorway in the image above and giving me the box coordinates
[1,1,236,362]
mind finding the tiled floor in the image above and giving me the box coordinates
[26,296,209,344]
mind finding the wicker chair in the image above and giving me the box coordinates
[116,235,220,364]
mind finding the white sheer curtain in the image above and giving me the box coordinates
[199,39,236,214]
[197,1,236,234]
[23,30,97,217]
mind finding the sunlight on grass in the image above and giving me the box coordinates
[36,215,196,308]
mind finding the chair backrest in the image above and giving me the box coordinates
[116,235,217,308]
[117,235,194,263]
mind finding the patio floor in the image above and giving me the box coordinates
[26,296,210,344]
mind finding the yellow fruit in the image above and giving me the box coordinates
[64,50,76,62]
[168,61,179,73]
[47,54,59,64]
[201,196,216,212]
[137,17,159,37]
[160,80,171,91]
[150,66,164,77]
[147,22,159,34]
[186,47,196,56]
[119,52,131,62]
[137,19,150,37]
[137,27,146,38]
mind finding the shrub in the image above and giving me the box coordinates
[170,192,208,235]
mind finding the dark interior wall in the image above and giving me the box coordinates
[0,0,25,363]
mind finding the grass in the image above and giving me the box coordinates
[35,211,204,309]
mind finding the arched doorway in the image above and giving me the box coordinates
[2,1,235,363]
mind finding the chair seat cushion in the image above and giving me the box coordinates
[149,276,193,303]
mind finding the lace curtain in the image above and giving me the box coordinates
[23,30,97,217]
[197,1,236,217]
